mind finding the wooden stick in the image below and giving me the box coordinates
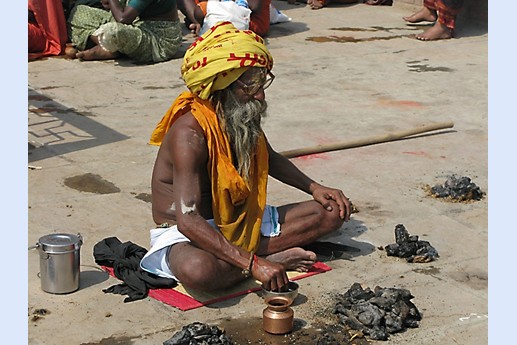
[280,121,455,158]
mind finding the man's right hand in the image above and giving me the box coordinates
[252,256,289,292]
[189,23,201,36]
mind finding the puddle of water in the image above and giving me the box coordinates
[142,86,168,90]
[407,64,454,72]
[134,192,152,203]
[330,27,377,32]
[330,26,419,33]
[64,173,120,194]
[80,336,136,345]
[306,34,414,43]
[307,26,418,43]
[413,266,441,275]
[218,317,371,344]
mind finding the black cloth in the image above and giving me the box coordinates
[93,237,177,302]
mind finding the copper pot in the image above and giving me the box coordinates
[262,296,294,334]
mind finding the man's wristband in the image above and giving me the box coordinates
[241,251,255,278]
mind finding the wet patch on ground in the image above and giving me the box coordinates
[413,266,441,276]
[64,173,120,194]
[162,319,372,345]
[448,270,488,290]
[133,192,152,203]
[307,26,417,43]
[80,336,137,345]
[356,202,393,218]
[407,63,454,73]
[142,83,184,90]
[29,308,50,322]
[413,266,444,281]
[306,34,414,43]
[406,59,454,72]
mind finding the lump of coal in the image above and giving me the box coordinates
[163,322,234,345]
[385,224,439,263]
[428,175,484,202]
[333,283,422,341]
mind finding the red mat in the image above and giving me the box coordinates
[102,262,331,311]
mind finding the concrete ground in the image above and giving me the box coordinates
[27,2,488,344]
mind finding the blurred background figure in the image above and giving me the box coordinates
[67,0,186,63]
[186,0,271,37]
[28,0,69,60]
[307,0,357,11]
[403,0,464,40]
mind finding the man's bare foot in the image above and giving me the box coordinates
[265,247,317,272]
[76,45,119,61]
[416,22,453,41]
[403,7,437,23]
[307,0,326,10]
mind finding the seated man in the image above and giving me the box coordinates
[67,0,185,63]
[403,0,464,41]
[140,22,352,292]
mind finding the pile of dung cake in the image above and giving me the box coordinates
[163,322,234,345]
[425,175,484,202]
[333,283,422,341]
[384,224,439,263]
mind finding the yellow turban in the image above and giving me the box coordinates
[181,21,274,100]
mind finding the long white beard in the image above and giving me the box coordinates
[220,91,268,182]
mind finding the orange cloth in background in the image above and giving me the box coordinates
[423,0,464,29]
[197,1,208,15]
[28,0,68,59]
[150,92,269,253]
[248,0,271,37]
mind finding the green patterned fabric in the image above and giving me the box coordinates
[68,4,182,63]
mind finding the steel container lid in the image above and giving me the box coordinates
[38,233,82,253]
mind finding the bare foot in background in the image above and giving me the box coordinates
[416,22,453,40]
[307,0,326,10]
[403,7,437,23]
[76,46,119,61]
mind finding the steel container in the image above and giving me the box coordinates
[35,233,83,294]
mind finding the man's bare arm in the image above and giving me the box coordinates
[266,138,351,220]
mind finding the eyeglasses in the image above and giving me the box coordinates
[234,71,275,96]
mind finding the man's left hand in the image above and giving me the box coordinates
[101,0,110,10]
[312,185,351,221]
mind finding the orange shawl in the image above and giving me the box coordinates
[150,92,269,253]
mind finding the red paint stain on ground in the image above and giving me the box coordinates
[402,151,428,156]
[378,99,424,108]
[296,153,328,160]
